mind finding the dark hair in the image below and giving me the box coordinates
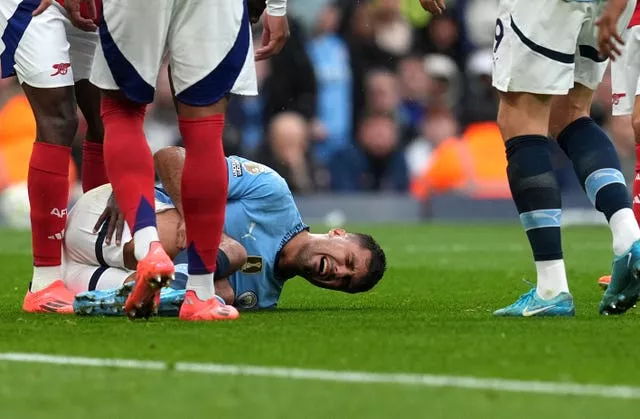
[350,233,386,293]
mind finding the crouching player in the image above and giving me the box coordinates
[64,147,386,314]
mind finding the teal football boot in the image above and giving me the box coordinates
[599,240,640,315]
[494,288,575,317]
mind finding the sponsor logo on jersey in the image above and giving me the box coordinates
[50,208,67,218]
[241,256,263,274]
[51,63,71,77]
[231,159,243,177]
[242,161,269,175]
[612,93,627,105]
[236,291,258,309]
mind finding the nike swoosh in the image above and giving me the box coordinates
[522,305,556,317]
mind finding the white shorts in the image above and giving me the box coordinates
[63,184,133,294]
[0,0,98,88]
[90,0,257,105]
[493,0,636,95]
[612,25,640,116]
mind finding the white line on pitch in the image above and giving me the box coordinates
[1,352,639,400]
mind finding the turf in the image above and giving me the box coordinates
[1,224,639,418]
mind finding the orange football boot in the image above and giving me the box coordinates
[124,241,174,320]
[22,280,75,314]
[598,275,611,291]
[179,290,240,321]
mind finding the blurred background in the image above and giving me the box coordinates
[0,0,635,227]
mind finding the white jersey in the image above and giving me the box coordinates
[90,0,257,105]
[0,0,97,87]
[493,0,636,95]
[63,184,173,294]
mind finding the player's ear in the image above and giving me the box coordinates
[328,228,346,238]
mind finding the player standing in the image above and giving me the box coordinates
[612,3,640,219]
[422,0,640,316]
[66,0,289,320]
[1,0,107,313]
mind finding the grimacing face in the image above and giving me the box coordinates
[296,229,372,293]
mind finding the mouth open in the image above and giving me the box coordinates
[318,256,328,278]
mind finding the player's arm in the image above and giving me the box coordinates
[155,146,186,216]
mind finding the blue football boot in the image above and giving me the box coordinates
[494,288,575,317]
[599,240,640,315]
[74,282,223,316]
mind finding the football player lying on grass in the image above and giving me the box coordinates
[66,147,386,315]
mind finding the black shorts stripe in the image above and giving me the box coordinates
[510,16,575,64]
[579,45,607,63]
[88,266,109,291]
[95,218,109,267]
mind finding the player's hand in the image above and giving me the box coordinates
[93,192,125,246]
[32,0,53,17]
[64,0,98,32]
[255,14,290,61]
[596,0,628,61]
[419,0,446,15]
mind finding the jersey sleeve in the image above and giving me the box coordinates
[226,156,292,210]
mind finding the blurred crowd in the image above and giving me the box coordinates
[0,0,637,201]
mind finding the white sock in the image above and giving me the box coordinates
[186,273,215,300]
[535,259,569,300]
[31,266,62,292]
[609,208,640,256]
[133,226,160,260]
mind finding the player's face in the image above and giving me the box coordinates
[299,229,371,293]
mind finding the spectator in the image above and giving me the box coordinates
[372,0,413,58]
[423,53,462,110]
[405,110,459,179]
[414,10,465,68]
[410,120,510,200]
[257,112,317,195]
[306,2,353,166]
[364,69,414,143]
[459,48,498,128]
[397,55,431,139]
[329,113,409,192]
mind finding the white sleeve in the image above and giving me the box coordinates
[266,0,287,16]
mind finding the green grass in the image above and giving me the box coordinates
[1,224,639,418]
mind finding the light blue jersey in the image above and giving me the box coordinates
[172,156,308,310]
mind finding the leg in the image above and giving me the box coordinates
[90,0,174,319]
[495,92,572,310]
[552,84,640,314]
[167,0,255,320]
[65,20,107,191]
[4,2,80,313]
[75,80,108,192]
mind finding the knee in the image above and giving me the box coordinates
[225,242,248,274]
[35,103,78,147]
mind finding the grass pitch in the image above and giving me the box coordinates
[0,224,639,418]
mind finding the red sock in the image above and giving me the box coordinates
[28,142,71,267]
[180,114,227,274]
[634,145,640,224]
[81,140,109,192]
[101,96,156,233]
